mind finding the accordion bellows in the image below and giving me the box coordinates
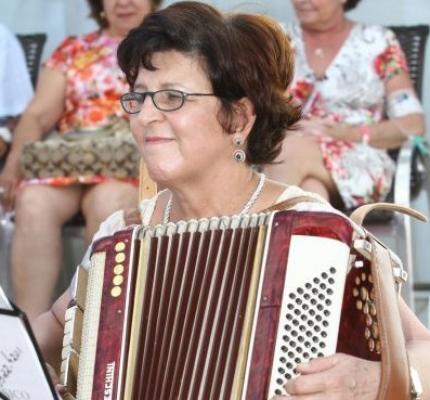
[62,210,383,399]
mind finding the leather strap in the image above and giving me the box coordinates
[350,202,427,226]
[371,237,410,400]
[139,159,157,202]
[263,195,323,213]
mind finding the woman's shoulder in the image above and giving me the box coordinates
[276,185,335,213]
[284,23,301,46]
[51,31,104,57]
[0,24,15,44]
[45,30,111,71]
[353,23,398,48]
[0,24,27,62]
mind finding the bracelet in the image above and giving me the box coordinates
[410,136,430,156]
[358,124,371,144]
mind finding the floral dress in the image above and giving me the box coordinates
[287,23,410,208]
[27,30,137,187]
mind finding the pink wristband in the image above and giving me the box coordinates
[359,125,370,144]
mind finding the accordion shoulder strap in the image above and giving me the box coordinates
[263,195,324,212]
[370,237,410,400]
[350,202,427,226]
[139,159,157,202]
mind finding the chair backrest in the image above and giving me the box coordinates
[16,33,47,88]
[389,25,429,100]
[387,25,429,198]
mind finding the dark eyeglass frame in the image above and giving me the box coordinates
[120,89,217,114]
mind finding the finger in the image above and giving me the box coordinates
[287,394,328,400]
[274,391,329,400]
[0,187,5,207]
[4,184,15,212]
[296,354,339,374]
[285,369,333,395]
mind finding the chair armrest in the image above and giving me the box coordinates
[393,139,413,207]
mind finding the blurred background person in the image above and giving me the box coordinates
[265,0,425,209]
[0,23,33,161]
[0,0,161,321]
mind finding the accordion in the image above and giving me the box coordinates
[61,207,413,399]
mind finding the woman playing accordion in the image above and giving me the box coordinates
[31,2,430,399]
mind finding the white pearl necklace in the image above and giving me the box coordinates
[163,173,266,224]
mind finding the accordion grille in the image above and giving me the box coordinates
[126,218,266,400]
[76,251,106,399]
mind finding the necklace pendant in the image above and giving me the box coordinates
[314,47,324,58]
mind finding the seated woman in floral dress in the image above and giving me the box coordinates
[265,0,425,209]
[0,0,161,321]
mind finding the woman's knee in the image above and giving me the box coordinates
[82,181,138,221]
[14,185,81,226]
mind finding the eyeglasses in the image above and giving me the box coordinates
[120,89,217,114]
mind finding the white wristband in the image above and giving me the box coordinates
[386,89,424,118]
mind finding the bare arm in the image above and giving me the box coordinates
[398,297,430,398]
[399,297,430,341]
[367,71,425,149]
[0,66,66,209]
[31,289,71,372]
[5,66,66,169]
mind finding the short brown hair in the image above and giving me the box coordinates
[118,1,300,165]
[86,0,163,28]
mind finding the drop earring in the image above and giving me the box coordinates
[233,134,246,162]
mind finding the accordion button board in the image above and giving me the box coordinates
[267,234,350,397]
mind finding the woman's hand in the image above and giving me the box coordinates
[296,118,359,142]
[297,118,333,137]
[272,353,380,400]
[0,161,20,211]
